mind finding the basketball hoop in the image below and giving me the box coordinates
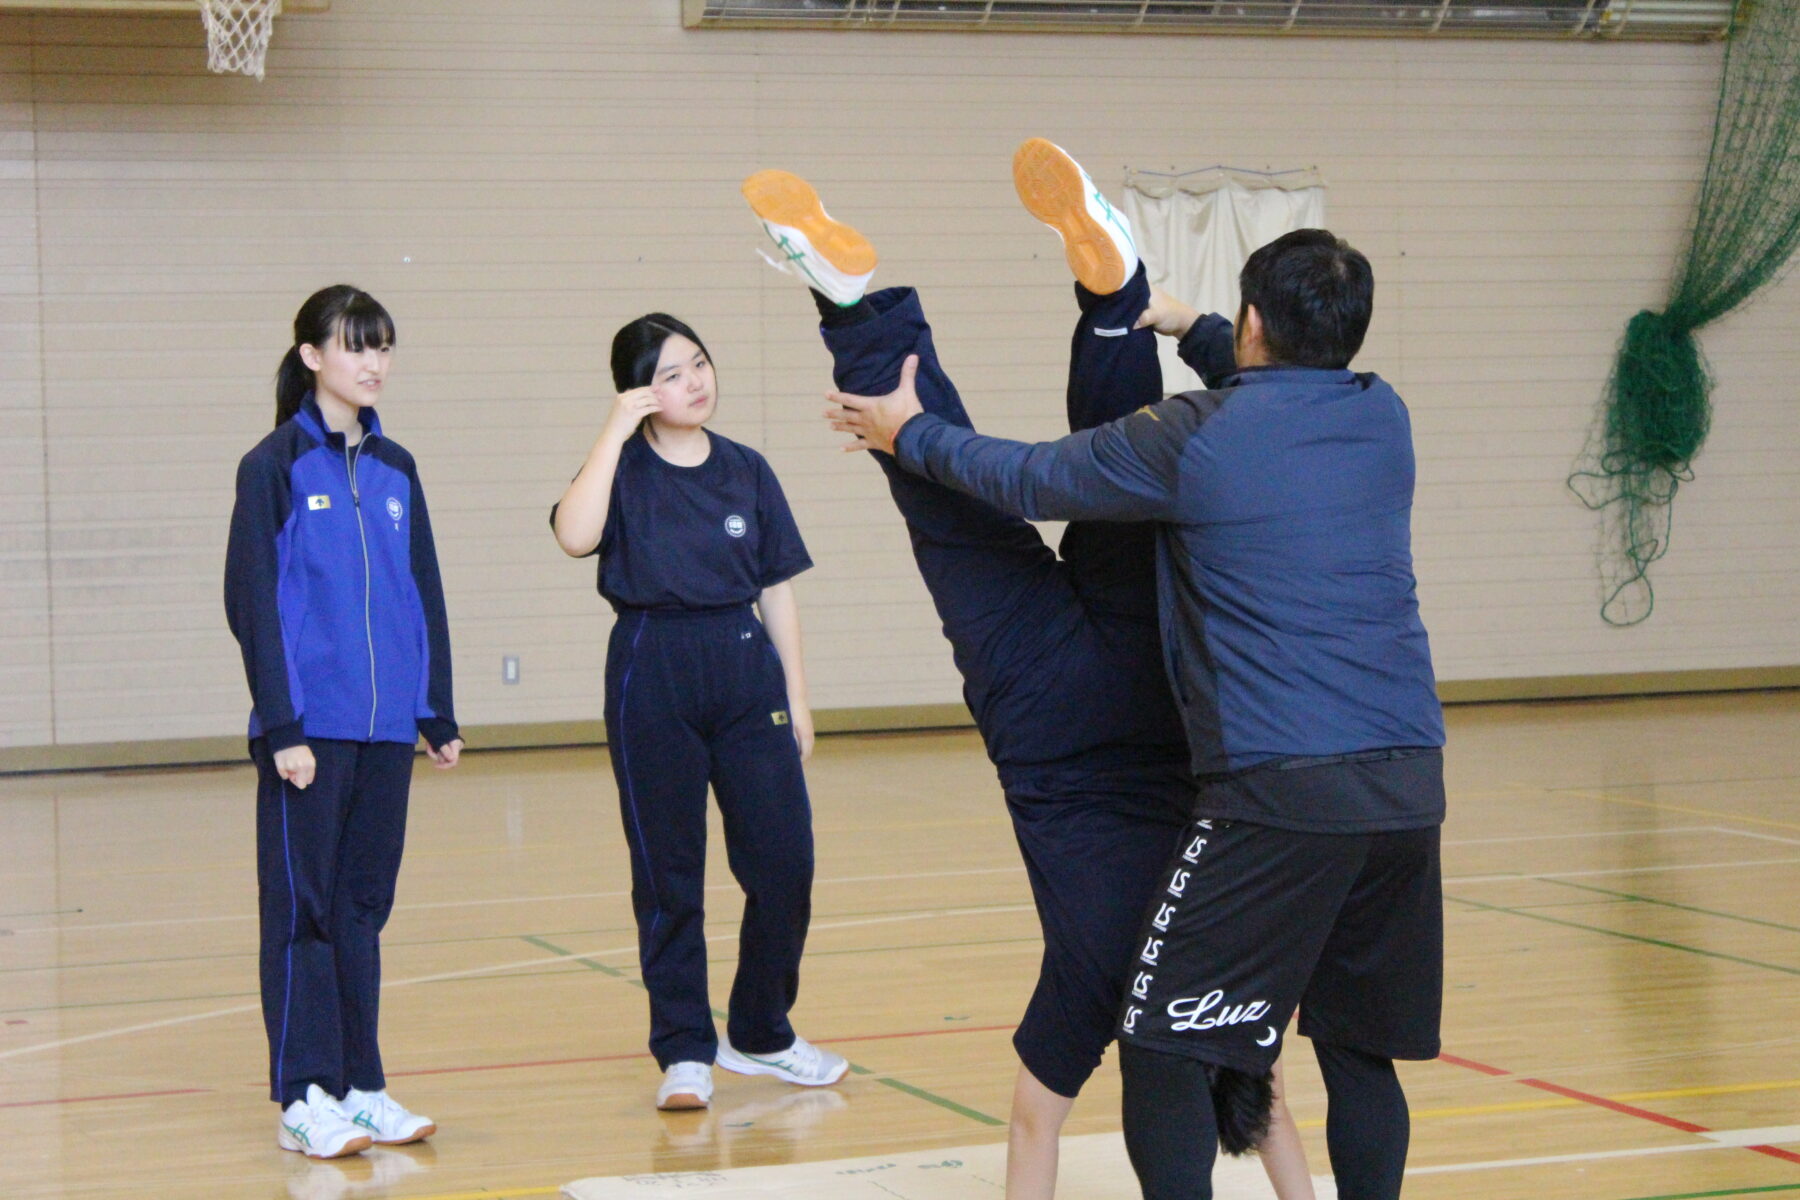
[198,0,280,80]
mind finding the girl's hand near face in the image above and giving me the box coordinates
[605,386,661,442]
[555,390,656,558]
[274,744,317,790]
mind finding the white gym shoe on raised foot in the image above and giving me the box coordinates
[656,1060,715,1111]
[339,1086,435,1145]
[715,1035,849,1087]
[742,169,878,307]
[1012,137,1139,295]
[277,1083,373,1159]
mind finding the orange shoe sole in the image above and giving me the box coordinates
[1012,137,1127,295]
[741,169,877,275]
[375,1122,435,1144]
[656,1092,709,1112]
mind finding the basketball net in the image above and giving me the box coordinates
[198,0,280,80]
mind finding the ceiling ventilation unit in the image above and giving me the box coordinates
[682,0,1735,40]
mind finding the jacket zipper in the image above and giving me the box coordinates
[345,438,377,738]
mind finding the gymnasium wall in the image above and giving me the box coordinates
[3,1,1798,758]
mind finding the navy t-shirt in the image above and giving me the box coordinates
[554,430,812,612]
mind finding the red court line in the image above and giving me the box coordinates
[387,1049,648,1079]
[1439,1050,1800,1167]
[0,1087,212,1110]
[11,1022,1026,1106]
[819,1023,1017,1046]
[379,1021,1021,1081]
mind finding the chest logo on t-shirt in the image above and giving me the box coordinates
[724,514,747,538]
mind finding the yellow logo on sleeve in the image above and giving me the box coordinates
[307,495,331,510]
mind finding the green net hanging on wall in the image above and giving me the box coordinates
[1568,0,1800,625]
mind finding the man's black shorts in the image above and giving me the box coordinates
[1115,814,1443,1074]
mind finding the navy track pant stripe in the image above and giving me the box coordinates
[254,736,412,1105]
[604,606,814,1069]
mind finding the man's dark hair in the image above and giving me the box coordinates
[1236,229,1373,369]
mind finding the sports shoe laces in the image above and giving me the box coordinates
[350,1090,402,1132]
[778,1037,821,1073]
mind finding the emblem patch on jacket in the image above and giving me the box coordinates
[307,495,331,510]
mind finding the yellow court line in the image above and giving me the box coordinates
[1556,787,1800,834]
[1620,1077,1800,1101]
[397,1188,562,1200]
[1295,1077,1800,1128]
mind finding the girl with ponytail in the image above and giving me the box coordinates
[225,285,459,1159]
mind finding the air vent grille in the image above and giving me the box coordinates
[683,0,1735,41]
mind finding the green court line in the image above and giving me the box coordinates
[1542,878,1800,936]
[869,1075,1005,1126]
[1446,894,1800,977]
[1,900,1029,977]
[1496,896,1633,912]
[800,934,1041,959]
[0,989,259,1015]
[0,963,607,1015]
[1619,1185,1800,1200]
[520,934,634,981]
[522,935,1004,1127]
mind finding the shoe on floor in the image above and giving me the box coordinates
[340,1086,435,1145]
[1012,137,1139,295]
[742,169,878,306]
[656,1060,715,1111]
[277,1083,373,1159]
[715,1034,849,1087]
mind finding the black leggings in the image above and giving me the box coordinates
[1120,1041,1411,1200]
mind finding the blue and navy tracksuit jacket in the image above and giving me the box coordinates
[225,394,458,753]
[894,317,1444,832]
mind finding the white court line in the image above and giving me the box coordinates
[1441,826,1711,846]
[1407,1124,1800,1175]
[1701,1125,1800,1144]
[1447,855,1800,885]
[1708,824,1800,848]
[11,825,1790,937]
[560,1126,1800,1197]
[0,865,1025,937]
[0,903,1035,1062]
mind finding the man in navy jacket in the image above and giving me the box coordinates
[832,228,1444,1200]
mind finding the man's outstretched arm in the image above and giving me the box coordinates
[828,354,1193,525]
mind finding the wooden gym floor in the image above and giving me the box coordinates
[2,691,1797,1199]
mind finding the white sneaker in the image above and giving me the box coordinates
[1013,137,1139,295]
[715,1034,848,1087]
[656,1060,715,1111]
[339,1086,435,1145]
[742,169,878,306]
[277,1083,372,1159]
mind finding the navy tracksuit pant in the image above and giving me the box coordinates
[819,268,1193,1097]
[253,736,413,1106]
[604,604,814,1069]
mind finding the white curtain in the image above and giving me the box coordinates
[1121,167,1326,394]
